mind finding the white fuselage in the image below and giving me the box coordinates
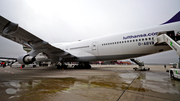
[53,22,180,62]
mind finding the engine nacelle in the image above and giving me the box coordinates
[3,22,18,35]
[17,55,36,64]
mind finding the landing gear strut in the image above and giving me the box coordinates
[56,62,67,69]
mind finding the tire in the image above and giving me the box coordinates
[85,64,91,69]
[74,65,80,69]
[62,65,67,69]
[57,65,61,69]
[74,65,77,69]
[170,71,174,79]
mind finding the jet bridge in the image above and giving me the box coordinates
[154,31,180,69]
[154,31,180,56]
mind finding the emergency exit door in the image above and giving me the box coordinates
[92,42,97,50]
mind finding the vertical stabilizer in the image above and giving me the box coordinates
[161,11,180,25]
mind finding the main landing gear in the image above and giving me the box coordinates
[56,61,67,69]
[56,64,67,69]
[56,62,91,69]
[74,62,91,69]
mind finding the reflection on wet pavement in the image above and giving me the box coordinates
[6,88,18,94]
[1,70,180,101]
[1,77,122,101]
[119,73,139,83]
[1,78,75,100]
[119,72,180,94]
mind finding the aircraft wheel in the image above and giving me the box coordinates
[133,67,137,71]
[62,65,67,69]
[85,64,91,69]
[74,65,79,69]
[33,65,36,68]
[57,65,61,69]
[170,71,174,79]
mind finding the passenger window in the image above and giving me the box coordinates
[120,41,121,43]
[127,40,129,42]
[142,39,144,41]
[136,39,138,41]
[122,41,123,43]
[125,41,126,43]
[152,37,154,40]
[130,40,132,42]
[133,40,135,42]
[139,39,141,41]
[145,38,147,40]
[149,38,151,40]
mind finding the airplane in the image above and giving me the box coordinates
[0,11,180,69]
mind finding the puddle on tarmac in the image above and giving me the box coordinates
[1,72,180,101]
[121,85,149,92]
[118,73,139,83]
[6,88,18,94]
[1,77,120,101]
[119,72,180,94]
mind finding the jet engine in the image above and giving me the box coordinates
[17,55,36,64]
[3,22,18,35]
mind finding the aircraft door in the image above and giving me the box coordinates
[91,42,99,56]
[92,42,97,51]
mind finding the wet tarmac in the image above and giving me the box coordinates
[0,65,180,101]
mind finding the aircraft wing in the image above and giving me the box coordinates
[0,15,76,62]
[0,57,17,60]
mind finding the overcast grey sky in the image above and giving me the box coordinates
[0,0,180,64]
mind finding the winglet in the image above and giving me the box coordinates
[161,11,180,25]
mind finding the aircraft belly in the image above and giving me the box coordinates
[94,54,148,61]
[98,44,123,56]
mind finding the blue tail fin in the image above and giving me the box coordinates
[161,11,180,25]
